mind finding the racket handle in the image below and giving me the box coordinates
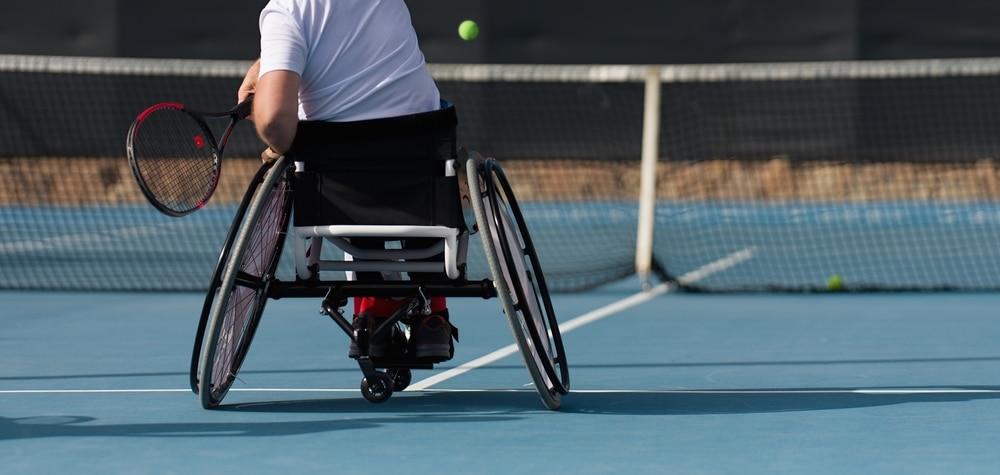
[234,94,254,119]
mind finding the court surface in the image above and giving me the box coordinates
[2,280,999,474]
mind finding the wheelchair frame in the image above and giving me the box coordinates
[189,150,570,410]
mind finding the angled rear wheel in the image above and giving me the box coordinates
[467,153,570,410]
[190,163,274,393]
[197,157,293,408]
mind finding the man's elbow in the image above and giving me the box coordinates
[255,114,297,153]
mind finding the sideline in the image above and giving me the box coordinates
[2,388,996,395]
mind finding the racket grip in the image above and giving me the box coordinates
[234,94,254,119]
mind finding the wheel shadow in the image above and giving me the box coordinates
[559,386,1000,415]
[215,384,1000,416]
[4,386,997,440]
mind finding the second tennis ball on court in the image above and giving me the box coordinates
[458,20,479,41]
[826,274,844,291]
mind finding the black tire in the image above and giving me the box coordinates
[387,368,412,392]
[190,162,274,394]
[197,157,293,408]
[361,372,394,403]
[467,154,570,410]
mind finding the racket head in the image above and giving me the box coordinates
[127,102,222,217]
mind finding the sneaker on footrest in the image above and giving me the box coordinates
[411,314,456,360]
[348,313,387,358]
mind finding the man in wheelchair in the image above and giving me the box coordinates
[195,0,565,409]
[237,0,458,361]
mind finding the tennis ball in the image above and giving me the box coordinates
[458,20,479,41]
[826,274,844,292]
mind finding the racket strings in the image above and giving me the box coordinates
[131,108,219,212]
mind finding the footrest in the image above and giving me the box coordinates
[351,354,438,369]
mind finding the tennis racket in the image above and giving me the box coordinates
[126,96,254,217]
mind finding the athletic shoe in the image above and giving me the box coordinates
[411,314,453,359]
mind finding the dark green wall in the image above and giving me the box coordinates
[4,1,1000,63]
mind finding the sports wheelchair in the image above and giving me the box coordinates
[188,140,570,410]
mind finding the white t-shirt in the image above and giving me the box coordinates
[258,0,441,122]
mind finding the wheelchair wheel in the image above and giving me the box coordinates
[189,162,274,393]
[467,154,570,410]
[197,157,293,409]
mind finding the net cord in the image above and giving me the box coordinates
[7,54,1000,82]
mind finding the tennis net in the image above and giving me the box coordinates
[2,55,1000,292]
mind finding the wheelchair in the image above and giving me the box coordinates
[188,144,570,410]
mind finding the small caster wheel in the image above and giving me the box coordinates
[387,368,412,391]
[360,372,393,403]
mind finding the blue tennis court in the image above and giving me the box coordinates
[2,282,998,473]
[4,54,1000,474]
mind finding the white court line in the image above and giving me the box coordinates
[3,388,996,395]
[572,388,1000,395]
[0,389,352,394]
[675,247,756,286]
[406,248,756,391]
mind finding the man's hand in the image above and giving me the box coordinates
[261,147,282,164]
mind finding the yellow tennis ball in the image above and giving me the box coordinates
[458,20,479,41]
[826,274,844,291]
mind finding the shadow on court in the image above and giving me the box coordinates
[560,387,1000,415]
[207,387,1000,417]
[3,388,997,441]
[0,413,519,440]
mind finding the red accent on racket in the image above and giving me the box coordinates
[126,96,253,217]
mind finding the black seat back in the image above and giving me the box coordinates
[288,103,462,228]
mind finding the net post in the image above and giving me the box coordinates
[635,66,661,291]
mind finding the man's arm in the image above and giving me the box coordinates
[254,69,300,155]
